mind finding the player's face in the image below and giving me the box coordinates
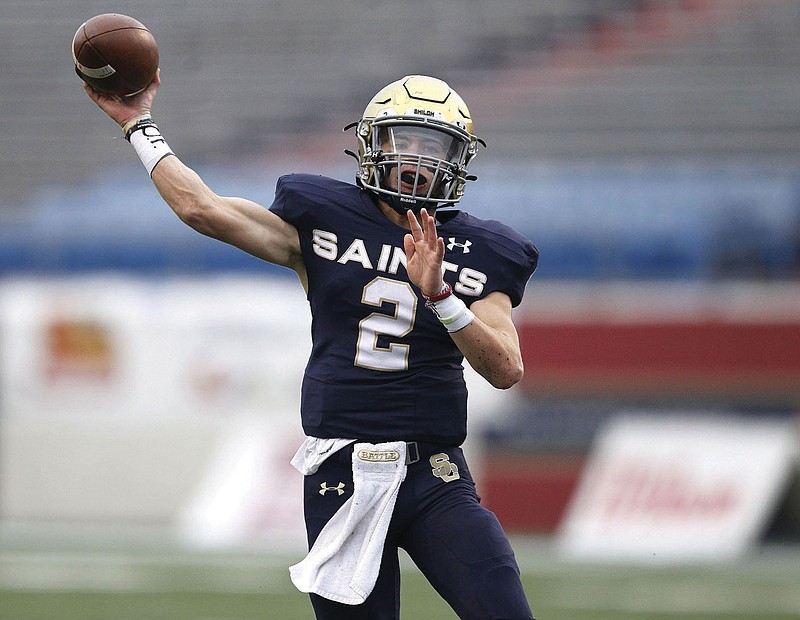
[381,126,451,159]
[378,126,459,197]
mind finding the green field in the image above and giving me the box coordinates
[1,536,799,619]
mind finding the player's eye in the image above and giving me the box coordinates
[419,141,446,156]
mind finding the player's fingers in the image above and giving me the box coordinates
[407,210,423,241]
[83,84,115,109]
[83,82,101,102]
[421,209,438,247]
[403,233,416,258]
[138,68,160,98]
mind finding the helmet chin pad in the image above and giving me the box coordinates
[381,190,438,215]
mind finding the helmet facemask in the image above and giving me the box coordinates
[352,116,480,214]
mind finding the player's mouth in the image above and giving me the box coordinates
[400,171,429,190]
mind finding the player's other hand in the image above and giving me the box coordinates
[83,68,160,130]
[404,208,445,297]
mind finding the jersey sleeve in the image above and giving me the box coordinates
[499,236,538,307]
[268,174,307,226]
[454,216,539,308]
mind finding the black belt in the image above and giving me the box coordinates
[406,441,420,465]
[350,440,420,464]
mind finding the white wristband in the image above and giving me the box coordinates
[128,122,173,176]
[427,294,475,333]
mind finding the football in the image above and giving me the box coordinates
[72,13,158,97]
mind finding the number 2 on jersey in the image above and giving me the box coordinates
[355,277,418,371]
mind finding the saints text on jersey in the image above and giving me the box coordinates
[312,228,487,297]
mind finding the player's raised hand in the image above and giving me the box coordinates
[403,208,446,297]
[83,69,160,129]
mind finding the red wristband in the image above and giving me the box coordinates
[423,281,452,302]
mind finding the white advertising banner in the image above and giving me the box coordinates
[0,276,311,546]
[559,414,799,563]
[0,275,311,420]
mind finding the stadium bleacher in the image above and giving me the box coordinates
[1,0,798,279]
[2,1,799,202]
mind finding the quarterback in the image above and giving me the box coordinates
[84,72,538,619]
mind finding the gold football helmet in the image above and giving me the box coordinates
[345,75,485,213]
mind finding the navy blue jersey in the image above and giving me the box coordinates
[269,174,538,445]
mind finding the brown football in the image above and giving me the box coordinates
[72,13,158,97]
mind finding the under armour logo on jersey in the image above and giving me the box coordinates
[430,453,460,483]
[446,238,472,254]
[319,482,346,496]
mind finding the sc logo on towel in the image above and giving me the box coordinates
[430,453,460,483]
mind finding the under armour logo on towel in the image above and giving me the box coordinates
[446,238,472,253]
[319,482,346,496]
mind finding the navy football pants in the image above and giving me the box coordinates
[302,442,535,620]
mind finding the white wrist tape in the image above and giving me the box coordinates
[125,117,173,176]
[427,294,475,333]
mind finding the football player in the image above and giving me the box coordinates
[84,72,538,620]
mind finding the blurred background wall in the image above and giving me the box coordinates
[1,0,799,558]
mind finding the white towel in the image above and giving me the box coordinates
[290,437,357,475]
[289,441,407,605]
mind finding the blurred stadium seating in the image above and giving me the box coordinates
[1,0,799,279]
[1,1,799,192]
